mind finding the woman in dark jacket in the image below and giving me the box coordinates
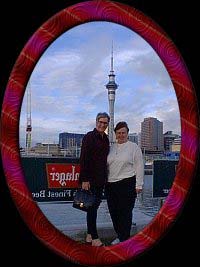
[79,112,110,246]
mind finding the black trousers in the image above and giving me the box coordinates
[105,176,136,242]
[87,185,104,239]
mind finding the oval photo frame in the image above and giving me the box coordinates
[1,0,199,266]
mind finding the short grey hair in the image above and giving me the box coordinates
[96,112,110,122]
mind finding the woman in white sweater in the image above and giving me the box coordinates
[106,121,144,244]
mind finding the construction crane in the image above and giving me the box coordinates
[25,82,32,154]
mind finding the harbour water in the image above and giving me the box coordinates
[138,174,161,216]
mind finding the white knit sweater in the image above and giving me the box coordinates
[107,141,144,189]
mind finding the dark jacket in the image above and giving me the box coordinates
[79,128,109,187]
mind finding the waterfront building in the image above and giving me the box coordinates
[59,132,84,157]
[141,117,164,153]
[171,137,181,152]
[138,132,141,148]
[128,133,138,144]
[164,131,180,151]
[31,143,61,156]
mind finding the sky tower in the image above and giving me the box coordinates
[25,82,32,154]
[106,43,118,144]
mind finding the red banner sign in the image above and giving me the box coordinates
[46,163,80,188]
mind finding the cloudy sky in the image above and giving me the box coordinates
[19,21,181,147]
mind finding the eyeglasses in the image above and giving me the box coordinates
[98,120,108,125]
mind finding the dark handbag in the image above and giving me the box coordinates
[73,189,96,212]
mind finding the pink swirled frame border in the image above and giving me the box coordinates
[1,0,199,266]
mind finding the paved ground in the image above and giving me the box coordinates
[38,198,155,245]
[37,175,161,245]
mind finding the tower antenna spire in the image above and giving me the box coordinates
[111,40,114,72]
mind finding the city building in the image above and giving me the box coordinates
[31,143,61,156]
[138,132,141,148]
[59,132,84,157]
[128,133,138,144]
[164,131,180,151]
[171,137,181,152]
[141,117,164,153]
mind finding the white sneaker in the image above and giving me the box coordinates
[111,238,120,245]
